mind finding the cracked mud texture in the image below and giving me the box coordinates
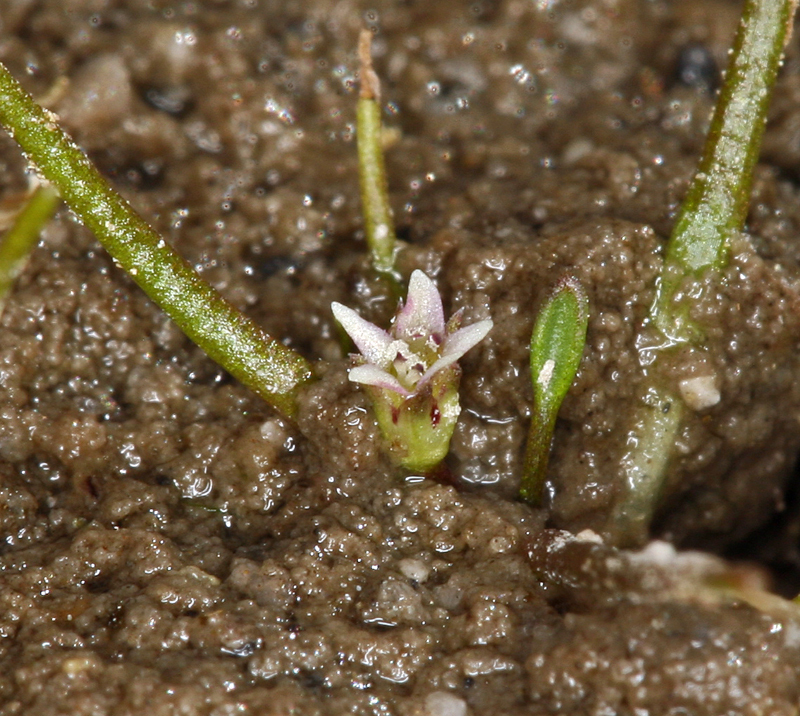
[2,0,800,713]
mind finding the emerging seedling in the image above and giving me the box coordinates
[332,270,492,473]
[520,277,589,506]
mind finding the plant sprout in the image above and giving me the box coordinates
[332,269,492,473]
[520,276,589,506]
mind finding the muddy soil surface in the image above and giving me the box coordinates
[2,0,800,713]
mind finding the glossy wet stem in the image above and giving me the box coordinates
[614,0,798,545]
[0,62,313,417]
[652,0,798,338]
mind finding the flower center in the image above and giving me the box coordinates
[388,339,430,391]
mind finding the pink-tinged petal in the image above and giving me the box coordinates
[348,364,412,396]
[332,302,393,366]
[394,270,445,341]
[420,319,493,385]
[442,319,493,359]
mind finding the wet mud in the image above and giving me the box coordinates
[2,0,800,713]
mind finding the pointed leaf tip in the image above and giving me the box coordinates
[521,276,589,506]
[529,278,588,411]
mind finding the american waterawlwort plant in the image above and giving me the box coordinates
[349,30,587,482]
[0,0,796,539]
[332,269,492,473]
[331,31,492,473]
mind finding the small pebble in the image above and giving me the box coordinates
[398,558,430,583]
[679,375,720,411]
[425,691,468,716]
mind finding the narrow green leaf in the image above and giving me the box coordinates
[652,0,798,340]
[530,277,589,417]
[357,29,397,276]
[0,61,313,417]
[611,0,799,546]
[520,276,589,505]
[0,183,59,315]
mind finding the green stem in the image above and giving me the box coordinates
[0,183,59,314]
[520,409,558,506]
[652,0,797,339]
[0,62,313,417]
[613,0,797,544]
[357,29,397,276]
[615,387,684,540]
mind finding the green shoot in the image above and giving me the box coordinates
[0,183,59,315]
[612,0,798,544]
[520,277,589,506]
[0,61,313,418]
[357,29,398,276]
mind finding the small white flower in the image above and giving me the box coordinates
[331,270,492,472]
[332,270,492,396]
